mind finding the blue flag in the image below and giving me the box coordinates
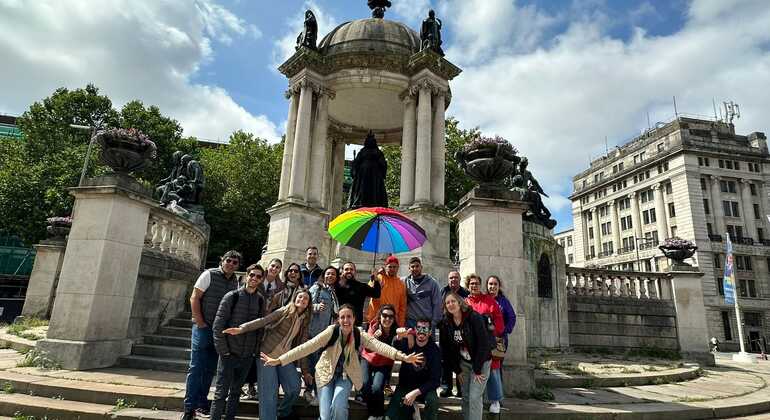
[723,235,736,305]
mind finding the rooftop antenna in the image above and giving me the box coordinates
[646,110,651,132]
[712,98,719,121]
[723,101,741,124]
[673,96,678,118]
[604,136,609,154]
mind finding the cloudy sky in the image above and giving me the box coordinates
[1,0,769,230]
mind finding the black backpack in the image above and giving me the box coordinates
[322,325,362,352]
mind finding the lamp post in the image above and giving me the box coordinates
[70,124,98,186]
[634,236,656,271]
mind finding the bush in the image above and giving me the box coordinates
[16,349,61,370]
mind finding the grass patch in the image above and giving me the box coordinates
[7,318,48,341]
[3,381,14,393]
[112,398,137,412]
[12,413,49,420]
[16,349,62,370]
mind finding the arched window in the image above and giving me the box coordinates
[538,254,553,298]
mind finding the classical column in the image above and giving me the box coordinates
[307,90,332,206]
[414,82,433,204]
[629,192,642,241]
[288,81,315,201]
[653,184,668,242]
[278,89,299,200]
[430,91,446,206]
[399,92,417,207]
[328,139,346,219]
[591,208,601,257]
[740,179,757,239]
[609,200,621,254]
[710,176,726,236]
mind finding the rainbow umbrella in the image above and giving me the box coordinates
[328,207,427,259]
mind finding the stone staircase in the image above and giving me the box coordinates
[118,311,193,372]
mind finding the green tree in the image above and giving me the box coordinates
[200,131,283,263]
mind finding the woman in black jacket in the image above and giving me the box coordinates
[438,292,492,420]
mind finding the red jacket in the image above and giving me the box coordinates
[360,319,398,367]
[466,293,504,369]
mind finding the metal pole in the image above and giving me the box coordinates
[635,237,641,271]
[78,126,98,186]
[725,232,748,355]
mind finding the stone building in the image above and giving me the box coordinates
[554,228,575,265]
[568,116,769,352]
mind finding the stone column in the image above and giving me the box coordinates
[629,192,642,241]
[399,92,417,207]
[329,139,346,220]
[278,89,299,200]
[653,184,668,242]
[453,187,534,394]
[740,179,757,239]
[430,91,446,206]
[609,200,620,255]
[37,174,152,370]
[666,267,715,366]
[710,176,726,236]
[288,81,315,202]
[307,90,332,206]
[414,82,433,205]
[591,208,601,256]
[21,240,67,319]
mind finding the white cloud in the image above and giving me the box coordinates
[392,0,431,27]
[0,0,279,142]
[443,0,770,228]
[271,1,340,71]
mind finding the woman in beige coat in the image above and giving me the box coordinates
[261,304,424,420]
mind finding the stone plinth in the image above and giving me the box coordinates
[37,174,154,370]
[665,266,716,366]
[452,186,535,394]
[261,201,331,267]
[21,240,66,319]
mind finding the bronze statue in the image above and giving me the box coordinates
[156,151,205,208]
[296,10,318,50]
[420,10,444,56]
[347,131,388,209]
[368,0,392,18]
[155,151,184,201]
[513,157,556,229]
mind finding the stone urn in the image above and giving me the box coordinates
[46,216,72,241]
[659,237,697,263]
[95,128,157,174]
[455,135,519,186]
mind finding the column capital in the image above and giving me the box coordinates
[709,175,721,182]
[627,192,636,200]
[651,184,661,191]
[289,77,324,95]
[399,86,418,102]
[739,178,753,185]
[607,200,616,208]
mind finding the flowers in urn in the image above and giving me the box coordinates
[455,135,519,186]
[46,216,73,241]
[659,236,697,263]
[95,128,157,174]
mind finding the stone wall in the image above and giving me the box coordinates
[568,295,678,350]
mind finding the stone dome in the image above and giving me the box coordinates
[319,18,420,57]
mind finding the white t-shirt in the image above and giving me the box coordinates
[194,270,212,292]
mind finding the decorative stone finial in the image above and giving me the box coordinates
[367,0,392,18]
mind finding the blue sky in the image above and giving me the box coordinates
[2,0,770,231]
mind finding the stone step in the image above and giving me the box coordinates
[144,333,192,348]
[132,343,191,360]
[179,311,192,319]
[167,317,193,328]
[158,326,193,338]
[118,354,189,372]
[0,393,179,420]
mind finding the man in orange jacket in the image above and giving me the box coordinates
[366,255,407,326]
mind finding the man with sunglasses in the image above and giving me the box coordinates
[386,319,441,420]
[210,264,265,420]
[182,250,242,420]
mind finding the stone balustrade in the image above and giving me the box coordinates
[566,267,672,300]
[144,207,208,269]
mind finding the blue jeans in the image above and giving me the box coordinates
[210,354,253,420]
[360,358,393,416]
[486,367,503,402]
[460,359,491,420]
[318,375,353,420]
[258,361,301,419]
[306,350,320,393]
[183,325,219,412]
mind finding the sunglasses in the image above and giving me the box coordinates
[416,326,431,335]
[248,272,263,278]
[287,268,299,273]
[381,313,395,319]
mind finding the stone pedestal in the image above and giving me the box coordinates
[21,240,66,319]
[666,266,716,366]
[37,174,153,370]
[261,202,331,268]
[452,187,535,394]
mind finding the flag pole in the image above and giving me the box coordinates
[725,233,756,363]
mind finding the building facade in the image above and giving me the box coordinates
[554,228,575,265]
[568,117,769,352]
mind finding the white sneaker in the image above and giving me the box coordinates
[412,408,421,420]
[310,394,319,406]
[490,401,501,414]
[303,389,314,404]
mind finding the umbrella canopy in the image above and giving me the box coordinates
[328,207,427,254]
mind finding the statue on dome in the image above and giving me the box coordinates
[347,131,388,209]
[368,0,392,18]
[296,10,318,50]
[420,10,444,56]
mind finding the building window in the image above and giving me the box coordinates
[657,162,669,173]
[719,159,725,168]
[588,227,594,239]
[714,254,721,269]
[537,254,553,298]
[739,280,758,298]
[665,182,672,194]
[750,183,757,195]
[723,201,740,217]
[726,160,734,169]
[657,143,664,152]
[754,203,761,219]
[670,225,677,237]
[668,203,676,218]
[726,225,743,239]
[602,241,614,255]
[589,245,595,258]
[744,312,762,327]
[643,209,657,224]
[720,180,737,193]
[568,254,574,264]
[644,260,653,271]
[734,161,740,170]
[558,239,564,247]
[618,197,630,210]
[717,277,725,295]
[620,215,633,231]
[758,228,765,242]
[640,189,654,203]
[601,222,612,235]
[599,206,609,217]
[698,157,703,166]
[622,236,635,251]
[722,311,732,341]
[567,236,573,247]
[700,178,707,190]
[704,157,710,166]
[586,211,593,222]
[735,255,753,271]
[704,199,710,215]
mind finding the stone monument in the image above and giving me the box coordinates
[262,3,460,278]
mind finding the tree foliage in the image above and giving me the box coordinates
[200,131,283,263]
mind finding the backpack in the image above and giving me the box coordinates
[479,313,497,352]
[322,324,362,352]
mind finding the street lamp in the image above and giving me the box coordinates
[634,236,656,271]
[70,124,98,186]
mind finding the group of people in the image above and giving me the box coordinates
[181,247,517,420]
